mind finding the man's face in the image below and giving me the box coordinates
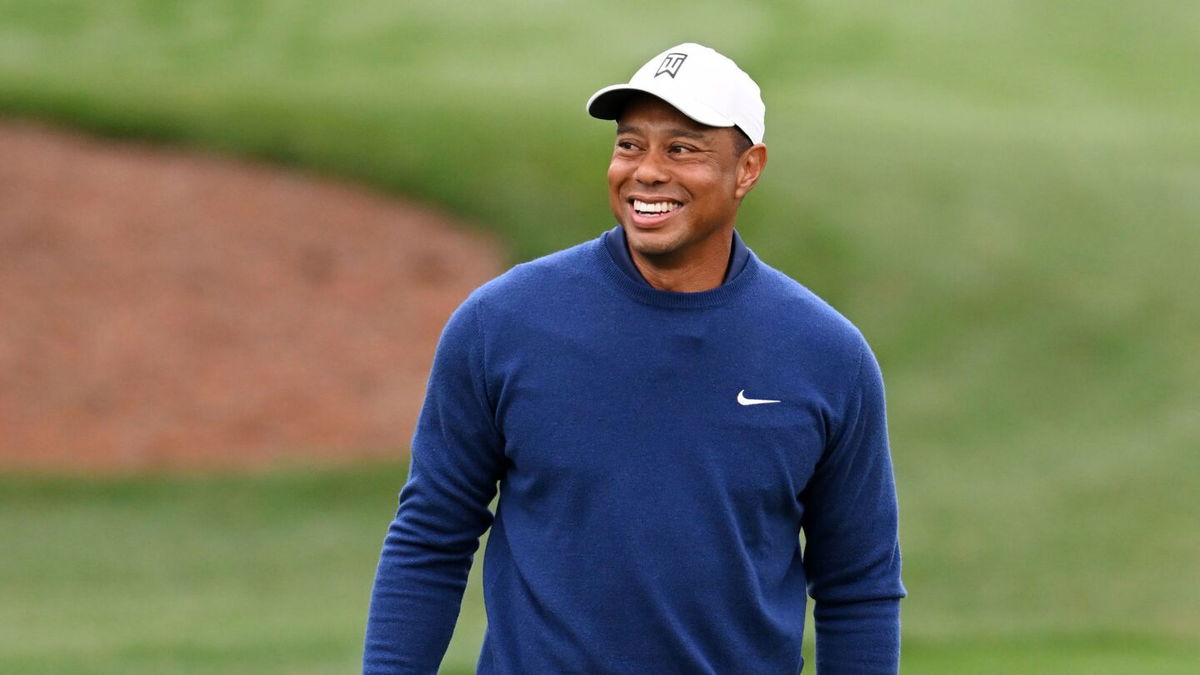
[607,95,761,265]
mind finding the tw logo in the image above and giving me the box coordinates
[655,53,688,78]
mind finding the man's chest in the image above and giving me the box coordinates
[486,318,835,509]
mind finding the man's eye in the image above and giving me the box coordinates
[669,144,692,153]
[616,140,637,150]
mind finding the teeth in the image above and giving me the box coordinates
[633,199,680,214]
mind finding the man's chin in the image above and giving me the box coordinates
[625,228,680,258]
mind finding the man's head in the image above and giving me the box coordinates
[588,43,767,266]
[587,42,766,146]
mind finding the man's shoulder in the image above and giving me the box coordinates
[749,256,866,346]
[462,235,601,311]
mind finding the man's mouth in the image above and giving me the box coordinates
[631,199,682,217]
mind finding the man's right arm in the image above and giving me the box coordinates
[363,297,504,674]
[801,341,905,674]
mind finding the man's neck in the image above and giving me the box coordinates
[628,234,734,293]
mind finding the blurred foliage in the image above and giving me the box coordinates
[1,0,1198,672]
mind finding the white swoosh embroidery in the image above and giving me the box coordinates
[737,390,781,406]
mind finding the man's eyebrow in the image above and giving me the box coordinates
[667,127,709,140]
[615,124,711,141]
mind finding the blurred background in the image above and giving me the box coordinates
[1,1,1197,673]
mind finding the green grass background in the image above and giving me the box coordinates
[1,0,1198,672]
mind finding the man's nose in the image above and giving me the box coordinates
[633,150,669,185]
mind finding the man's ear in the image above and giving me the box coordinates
[734,143,768,200]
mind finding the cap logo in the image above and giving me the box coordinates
[654,53,688,78]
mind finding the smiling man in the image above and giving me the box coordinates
[607,93,763,291]
[364,43,905,674]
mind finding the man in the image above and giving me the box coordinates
[364,42,905,674]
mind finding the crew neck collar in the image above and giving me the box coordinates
[602,225,750,290]
[595,227,759,309]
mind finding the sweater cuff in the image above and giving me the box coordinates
[813,597,901,674]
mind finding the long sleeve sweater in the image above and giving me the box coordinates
[364,229,905,674]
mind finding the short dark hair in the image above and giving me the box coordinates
[731,127,753,157]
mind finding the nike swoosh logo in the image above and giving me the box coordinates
[737,390,781,406]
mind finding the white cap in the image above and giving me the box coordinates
[586,42,765,144]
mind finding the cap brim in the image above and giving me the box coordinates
[586,85,734,129]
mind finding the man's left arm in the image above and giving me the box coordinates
[801,341,906,674]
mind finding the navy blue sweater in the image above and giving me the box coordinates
[364,230,905,673]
